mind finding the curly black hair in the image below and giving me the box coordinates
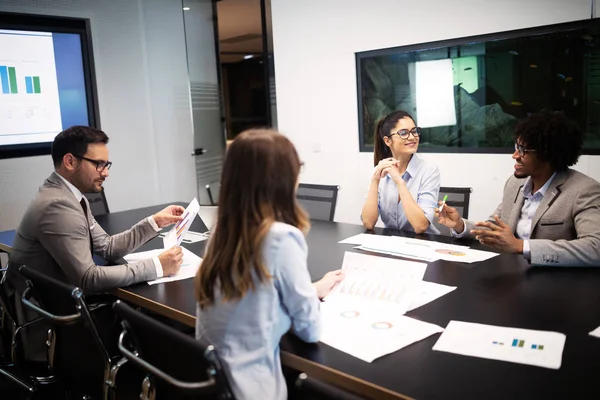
[514,110,583,171]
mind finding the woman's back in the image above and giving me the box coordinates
[196,222,320,400]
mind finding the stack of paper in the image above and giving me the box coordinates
[320,252,446,362]
[340,233,499,264]
[123,247,202,285]
[432,321,566,369]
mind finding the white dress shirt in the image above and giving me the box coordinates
[56,172,163,277]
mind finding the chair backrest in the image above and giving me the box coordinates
[295,373,366,400]
[113,301,233,399]
[296,184,339,222]
[433,187,472,236]
[84,188,110,216]
[18,265,110,384]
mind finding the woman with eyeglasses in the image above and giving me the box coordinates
[361,110,441,234]
[194,129,344,400]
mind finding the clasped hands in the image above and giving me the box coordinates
[372,158,405,186]
[435,202,523,254]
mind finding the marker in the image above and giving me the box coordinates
[439,194,448,211]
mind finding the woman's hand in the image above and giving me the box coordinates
[313,269,345,299]
[372,158,399,182]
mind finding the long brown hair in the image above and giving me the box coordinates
[373,110,415,166]
[195,129,310,307]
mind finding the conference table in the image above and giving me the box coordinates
[2,203,600,399]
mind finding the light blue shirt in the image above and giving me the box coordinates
[196,222,320,400]
[517,172,556,259]
[376,154,440,234]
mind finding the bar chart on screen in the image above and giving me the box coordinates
[0,30,62,141]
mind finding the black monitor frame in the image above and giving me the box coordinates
[0,12,100,159]
[356,18,600,155]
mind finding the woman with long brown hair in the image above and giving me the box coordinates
[361,110,441,234]
[194,129,344,400]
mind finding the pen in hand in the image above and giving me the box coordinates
[439,194,448,211]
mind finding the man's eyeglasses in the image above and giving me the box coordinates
[514,142,536,157]
[388,127,421,140]
[74,155,113,172]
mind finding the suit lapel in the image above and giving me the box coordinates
[530,171,566,233]
[507,184,525,232]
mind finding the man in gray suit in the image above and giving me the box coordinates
[436,110,600,267]
[5,125,185,361]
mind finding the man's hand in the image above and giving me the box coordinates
[371,158,399,182]
[313,269,345,300]
[158,246,183,276]
[152,205,185,228]
[435,202,464,232]
[471,215,524,254]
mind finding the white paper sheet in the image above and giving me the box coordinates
[324,252,427,315]
[432,321,566,369]
[338,233,375,245]
[159,230,209,244]
[319,300,444,362]
[407,281,457,312]
[589,326,600,338]
[123,247,202,285]
[355,235,498,264]
[163,198,201,249]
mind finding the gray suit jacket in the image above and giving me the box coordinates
[5,172,159,360]
[463,169,600,267]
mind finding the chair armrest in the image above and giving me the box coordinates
[21,287,81,325]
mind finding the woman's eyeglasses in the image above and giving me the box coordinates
[388,127,421,140]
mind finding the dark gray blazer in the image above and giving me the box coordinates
[5,172,159,360]
[463,169,600,267]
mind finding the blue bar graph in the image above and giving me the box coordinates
[0,66,9,94]
[25,76,33,94]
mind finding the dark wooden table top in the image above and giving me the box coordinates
[3,203,600,399]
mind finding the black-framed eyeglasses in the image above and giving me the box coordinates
[514,142,536,157]
[388,127,421,140]
[73,154,113,172]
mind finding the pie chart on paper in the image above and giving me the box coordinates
[435,249,467,257]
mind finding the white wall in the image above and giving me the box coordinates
[0,0,197,231]
[271,0,600,225]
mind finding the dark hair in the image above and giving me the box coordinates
[373,110,415,166]
[195,129,310,307]
[51,126,109,168]
[515,110,583,170]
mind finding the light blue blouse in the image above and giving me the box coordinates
[375,154,441,234]
[196,222,320,400]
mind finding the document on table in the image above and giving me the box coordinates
[163,198,200,249]
[319,300,444,363]
[589,326,600,338]
[407,281,457,312]
[123,247,202,285]
[338,233,376,245]
[159,230,209,244]
[432,321,566,369]
[324,252,427,315]
[354,234,498,264]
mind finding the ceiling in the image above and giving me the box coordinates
[216,0,263,63]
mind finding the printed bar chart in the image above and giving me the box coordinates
[8,66,18,93]
[0,65,19,94]
[0,66,9,94]
[24,76,41,94]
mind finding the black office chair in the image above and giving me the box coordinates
[0,266,57,397]
[113,300,234,400]
[433,186,472,236]
[84,188,110,216]
[297,183,340,222]
[295,373,366,400]
[19,265,124,400]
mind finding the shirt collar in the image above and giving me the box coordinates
[522,172,557,198]
[54,171,84,202]
[404,154,421,180]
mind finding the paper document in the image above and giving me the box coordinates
[163,198,200,249]
[432,321,566,369]
[589,326,600,338]
[124,247,202,285]
[407,281,457,312]
[159,230,209,244]
[355,234,498,264]
[319,300,444,362]
[324,252,427,315]
[338,233,376,245]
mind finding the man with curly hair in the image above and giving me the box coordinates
[436,110,600,267]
